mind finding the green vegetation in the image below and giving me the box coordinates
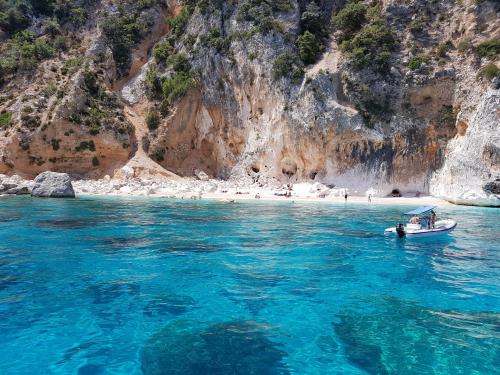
[408,54,427,70]
[50,138,61,151]
[296,2,325,65]
[297,31,320,65]
[202,28,230,52]
[331,0,367,39]
[146,108,160,130]
[237,0,289,35]
[76,140,96,152]
[169,6,191,37]
[144,64,163,100]
[61,55,84,75]
[457,39,472,54]
[438,105,456,128]
[102,13,147,76]
[476,39,500,59]
[340,23,395,73]
[0,110,12,127]
[434,42,452,59]
[478,63,500,81]
[0,0,90,36]
[272,52,304,81]
[408,19,424,35]
[0,31,56,81]
[83,70,99,96]
[145,50,196,108]
[153,41,173,63]
[333,1,395,73]
[162,72,196,105]
[167,53,191,73]
[301,2,322,36]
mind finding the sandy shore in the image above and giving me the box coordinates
[70,178,451,207]
[198,191,451,206]
[0,173,452,206]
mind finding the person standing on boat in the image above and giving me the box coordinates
[430,210,436,228]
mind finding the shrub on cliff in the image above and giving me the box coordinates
[167,53,191,73]
[102,13,147,76]
[408,55,427,70]
[162,72,196,105]
[144,64,163,100]
[340,23,395,73]
[0,31,56,80]
[478,63,500,81]
[169,6,191,38]
[272,52,304,81]
[301,2,322,36]
[297,31,321,65]
[0,111,12,128]
[153,41,173,63]
[146,108,160,130]
[476,39,500,59]
[201,28,230,52]
[333,1,395,73]
[331,0,367,39]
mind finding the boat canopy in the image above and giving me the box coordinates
[404,206,436,215]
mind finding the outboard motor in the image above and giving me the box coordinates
[396,223,406,238]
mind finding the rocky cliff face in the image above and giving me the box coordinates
[0,0,499,205]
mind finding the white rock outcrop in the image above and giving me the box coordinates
[430,90,500,206]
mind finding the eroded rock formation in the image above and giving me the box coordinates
[0,0,498,205]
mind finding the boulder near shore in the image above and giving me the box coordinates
[31,172,75,198]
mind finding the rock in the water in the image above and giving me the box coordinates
[0,183,18,192]
[31,172,75,198]
[5,186,30,195]
[141,321,289,375]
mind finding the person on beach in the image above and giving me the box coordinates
[344,192,348,202]
[368,194,372,203]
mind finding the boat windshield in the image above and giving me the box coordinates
[404,206,436,216]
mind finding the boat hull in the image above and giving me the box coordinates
[384,220,457,237]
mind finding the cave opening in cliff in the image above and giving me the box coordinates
[391,189,402,197]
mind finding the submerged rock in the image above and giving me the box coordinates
[334,297,499,375]
[141,321,289,375]
[31,171,75,198]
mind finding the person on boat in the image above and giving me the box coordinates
[430,210,436,228]
[410,216,420,224]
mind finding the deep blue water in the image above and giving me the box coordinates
[0,196,499,375]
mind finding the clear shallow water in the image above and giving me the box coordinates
[0,196,498,375]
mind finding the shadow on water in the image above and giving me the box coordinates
[143,293,196,317]
[35,219,102,230]
[86,280,140,305]
[141,320,290,375]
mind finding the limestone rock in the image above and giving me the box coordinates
[430,90,500,206]
[195,170,209,181]
[31,172,76,198]
[5,186,30,195]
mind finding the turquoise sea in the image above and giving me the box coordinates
[0,196,498,375]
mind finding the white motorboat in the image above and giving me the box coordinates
[384,206,457,237]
